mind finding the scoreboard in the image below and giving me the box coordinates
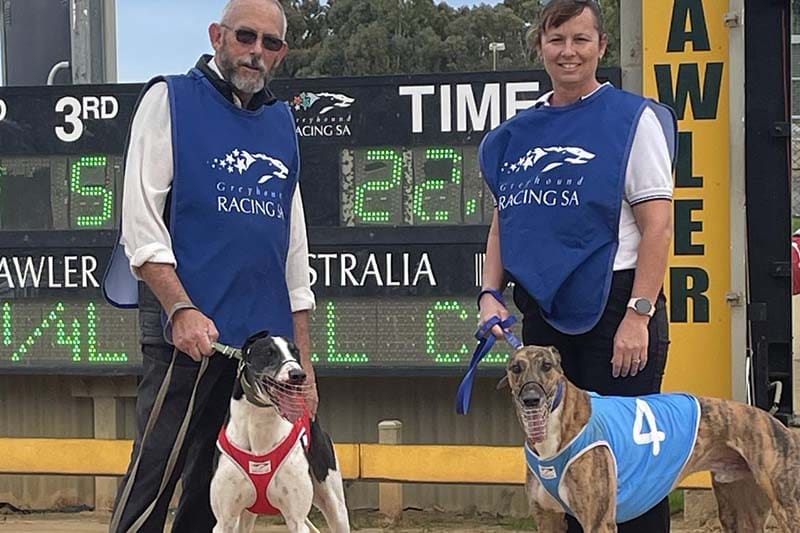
[0,68,620,374]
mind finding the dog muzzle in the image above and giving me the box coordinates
[240,364,312,422]
[515,380,564,443]
[263,374,311,422]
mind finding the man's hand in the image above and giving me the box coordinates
[291,309,317,417]
[303,365,319,418]
[171,308,219,361]
[611,310,649,378]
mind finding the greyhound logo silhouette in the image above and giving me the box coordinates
[290,91,354,115]
[210,149,289,184]
[501,146,596,176]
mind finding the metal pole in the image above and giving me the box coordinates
[0,2,6,85]
[71,0,92,83]
[70,0,117,83]
[103,0,117,82]
[727,0,748,406]
[619,0,642,92]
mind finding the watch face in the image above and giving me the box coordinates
[634,298,652,314]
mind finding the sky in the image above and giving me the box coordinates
[114,0,502,82]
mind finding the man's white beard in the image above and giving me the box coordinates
[230,69,267,94]
[217,49,270,95]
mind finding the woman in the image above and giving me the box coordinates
[478,1,676,531]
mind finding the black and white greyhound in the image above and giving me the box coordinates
[210,331,350,533]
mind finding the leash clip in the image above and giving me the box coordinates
[213,341,243,361]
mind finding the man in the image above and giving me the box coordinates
[103,1,317,530]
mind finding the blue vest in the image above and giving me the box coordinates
[480,85,676,333]
[524,392,700,523]
[104,69,298,346]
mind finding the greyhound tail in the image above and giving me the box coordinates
[305,517,322,533]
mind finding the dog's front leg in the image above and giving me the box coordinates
[269,447,315,532]
[526,469,567,532]
[211,457,256,533]
[281,518,310,533]
[533,504,567,532]
[562,448,617,532]
[311,469,350,533]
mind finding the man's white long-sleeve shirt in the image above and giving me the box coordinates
[120,59,315,312]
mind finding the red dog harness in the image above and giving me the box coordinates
[216,414,311,515]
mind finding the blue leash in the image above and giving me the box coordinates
[456,315,523,414]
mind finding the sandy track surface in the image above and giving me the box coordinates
[0,509,748,532]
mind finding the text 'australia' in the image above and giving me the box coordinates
[309,252,437,288]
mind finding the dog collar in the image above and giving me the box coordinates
[550,381,564,411]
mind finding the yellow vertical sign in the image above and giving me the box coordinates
[643,1,731,398]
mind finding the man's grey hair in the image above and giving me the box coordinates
[221,0,287,39]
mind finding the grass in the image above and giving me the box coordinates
[669,489,685,515]
[503,516,537,530]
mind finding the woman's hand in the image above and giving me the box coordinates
[478,292,510,338]
[611,310,649,377]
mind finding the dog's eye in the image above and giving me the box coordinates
[541,361,553,372]
[510,362,522,374]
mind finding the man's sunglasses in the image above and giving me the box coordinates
[221,24,285,52]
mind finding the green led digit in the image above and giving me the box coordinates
[354,148,403,223]
[71,155,112,227]
[413,147,462,222]
[55,315,81,362]
[322,301,368,364]
[3,302,11,346]
[426,300,470,364]
[87,302,128,362]
[11,302,62,361]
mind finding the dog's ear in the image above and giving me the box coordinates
[496,375,509,390]
[547,346,562,367]
[242,330,270,354]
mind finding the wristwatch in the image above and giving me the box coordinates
[627,297,655,317]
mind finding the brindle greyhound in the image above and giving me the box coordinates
[499,345,800,532]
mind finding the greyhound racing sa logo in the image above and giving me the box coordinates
[211,148,290,220]
[210,148,288,184]
[501,145,596,175]
[496,145,596,211]
[288,91,355,138]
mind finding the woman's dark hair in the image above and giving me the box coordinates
[528,0,606,51]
